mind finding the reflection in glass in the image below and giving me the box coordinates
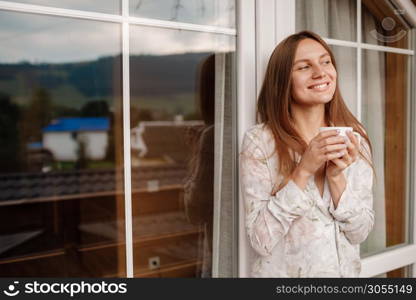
[361,49,409,256]
[362,0,411,49]
[0,11,125,277]
[296,0,356,41]
[130,26,235,277]
[8,0,121,15]
[129,0,235,28]
[329,45,357,114]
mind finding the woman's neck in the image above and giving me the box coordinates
[291,104,327,144]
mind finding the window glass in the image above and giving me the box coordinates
[330,45,357,114]
[361,49,410,256]
[296,0,356,41]
[0,11,125,277]
[129,25,235,277]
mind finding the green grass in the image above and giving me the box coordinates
[87,161,115,169]
[52,160,115,170]
[53,161,76,170]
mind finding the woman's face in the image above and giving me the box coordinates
[291,38,337,106]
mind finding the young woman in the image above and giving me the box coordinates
[240,31,375,277]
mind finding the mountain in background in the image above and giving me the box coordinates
[0,52,212,114]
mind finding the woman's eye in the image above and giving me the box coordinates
[323,60,331,65]
[298,65,309,70]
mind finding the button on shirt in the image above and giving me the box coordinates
[240,124,375,277]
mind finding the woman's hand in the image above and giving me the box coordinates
[296,129,347,178]
[326,131,360,178]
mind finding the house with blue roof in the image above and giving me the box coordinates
[42,117,109,161]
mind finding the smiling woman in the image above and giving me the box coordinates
[291,40,337,107]
[240,31,375,277]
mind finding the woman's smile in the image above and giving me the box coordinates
[308,81,330,91]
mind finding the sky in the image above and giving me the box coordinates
[0,1,235,64]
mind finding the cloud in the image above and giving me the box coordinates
[129,0,235,27]
[130,26,235,56]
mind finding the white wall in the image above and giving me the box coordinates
[238,0,295,278]
[43,131,108,161]
[237,0,256,278]
[80,132,108,160]
[43,132,77,161]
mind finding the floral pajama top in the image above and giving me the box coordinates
[240,124,375,277]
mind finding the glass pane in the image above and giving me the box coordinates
[296,0,356,41]
[361,49,410,256]
[130,26,235,277]
[362,0,411,49]
[0,11,125,277]
[8,0,121,15]
[129,0,236,28]
[374,265,412,278]
[330,45,357,114]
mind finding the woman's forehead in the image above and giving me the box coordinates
[294,39,329,61]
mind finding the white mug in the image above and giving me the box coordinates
[319,126,361,144]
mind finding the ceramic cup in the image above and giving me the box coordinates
[319,126,361,144]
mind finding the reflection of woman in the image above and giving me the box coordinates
[183,54,215,278]
[240,31,375,277]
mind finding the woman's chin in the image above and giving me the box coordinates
[304,96,333,105]
[312,92,334,103]
[293,93,335,106]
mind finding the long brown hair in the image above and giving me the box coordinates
[257,30,374,185]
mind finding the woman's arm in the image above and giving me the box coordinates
[328,154,375,245]
[240,130,314,257]
[327,173,346,209]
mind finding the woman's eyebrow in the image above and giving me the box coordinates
[293,53,330,65]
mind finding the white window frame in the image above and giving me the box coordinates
[237,0,256,278]
[0,0,237,278]
[237,0,416,277]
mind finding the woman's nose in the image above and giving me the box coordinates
[311,65,326,78]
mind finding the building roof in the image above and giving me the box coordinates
[43,117,109,132]
[0,165,188,202]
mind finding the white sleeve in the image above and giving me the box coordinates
[240,131,314,256]
[329,141,375,245]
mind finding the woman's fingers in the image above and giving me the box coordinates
[329,151,353,170]
[324,150,346,161]
[346,131,359,160]
[308,130,359,171]
[329,158,348,169]
[320,143,347,154]
[340,152,353,165]
[318,136,346,148]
